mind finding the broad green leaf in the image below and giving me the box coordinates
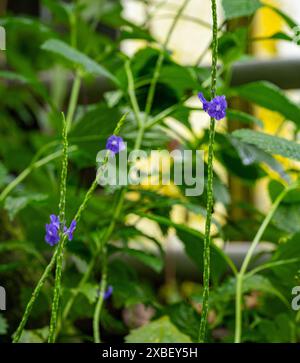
[0,162,10,189]
[42,0,74,22]
[110,246,163,273]
[211,275,289,307]
[69,103,121,166]
[163,303,200,342]
[253,32,293,42]
[108,260,154,307]
[270,233,300,287]
[268,180,300,204]
[218,27,248,64]
[229,136,289,182]
[19,327,49,343]
[0,241,43,262]
[41,39,118,84]
[125,316,192,343]
[77,283,99,304]
[101,308,127,335]
[243,275,288,306]
[226,109,263,128]
[258,314,294,343]
[0,262,22,272]
[0,16,53,34]
[233,129,300,161]
[233,81,300,127]
[4,194,48,221]
[222,0,262,20]
[273,204,300,233]
[0,71,29,84]
[267,5,297,29]
[135,212,236,278]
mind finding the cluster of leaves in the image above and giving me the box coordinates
[0,0,300,343]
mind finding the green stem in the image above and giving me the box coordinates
[12,113,128,343]
[198,0,219,343]
[12,250,58,343]
[246,257,300,278]
[58,114,68,224]
[48,111,129,342]
[58,69,145,336]
[47,235,67,343]
[93,242,108,343]
[234,185,295,343]
[125,61,143,128]
[48,115,69,343]
[90,124,145,341]
[66,73,81,133]
[144,0,190,120]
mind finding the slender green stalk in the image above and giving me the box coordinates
[58,65,145,336]
[93,243,108,343]
[234,185,294,343]
[156,13,211,29]
[12,250,58,342]
[144,0,190,119]
[12,114,128,343]
[246,257,300,278]
[66,73,81,133]
[47,112,128,342]
[48,115,69,343]
[58,114,68,224]
[198,0,219,343]
[125,61,143,128]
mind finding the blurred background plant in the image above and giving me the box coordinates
[1,0,300,343]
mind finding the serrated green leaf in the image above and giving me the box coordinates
[229,136,289,182]
[78,283,98,304]
[233,129,300,161]
[211,274,289,307]
[41,39,118,84]
[233,81,300,127]
[164,303,200,342]
[222,0,262,20]
[258,314,294,343]
[271,233,300,286]
[125,316,192,343]
[18,327,49,343]
[273,204,300,233]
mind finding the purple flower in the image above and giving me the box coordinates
[45,214,60,246]
[104,285,113,300]
[50,214,60,229]
[45,215,76,246]
[198,92,227,120]
[106,135,125,155]
[64,220,77,241]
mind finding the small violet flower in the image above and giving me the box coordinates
[103,285,113,300]
[64,220,77,242]
[106,135,125,155]
[198,92,227,120]
[45,214,60,246]
[45,215,77,246]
